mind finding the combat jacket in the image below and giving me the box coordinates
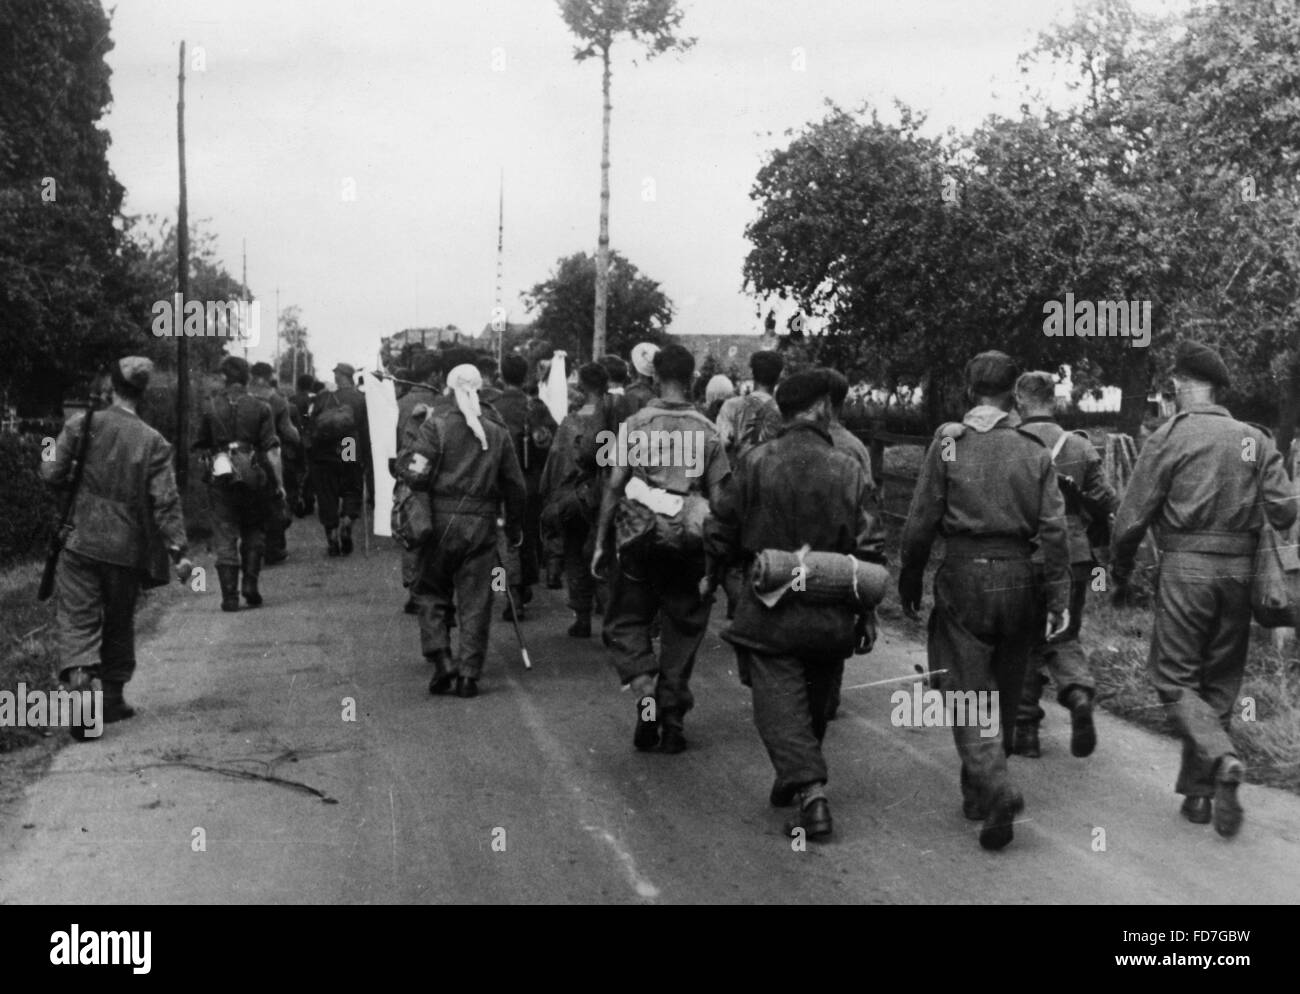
[540,405,602,505]
[829,421,875,489]
[194,384,279,454]
[494,385,557,488]
[308,384,370,464]
[624,380,656,414]
[396,384,440,453]
[1019,417,1118,564]
[250,384,301,451]
[402,405,526,537]
[706,420,884,655]
[612,398,729,498]
[42,405,188,571]
[1112,402,1296,572]
[900,405,1070,614]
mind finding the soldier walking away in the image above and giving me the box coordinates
[1011,371,1119,760]
[310,363,369,557]
[400,363,526,698]
[249,361,301,565]
[593,344,730,754]
[289,374,320,516]
[495,354,557,620]
[42,358,192,734]
[195,356,284,611]
[539,362,610,637]
[899,351,1070,851]
[706,371,884,840]
[715,349,784,461]
[821,368,878,722]
[1112,341,1296,838]
[395,351,445,613]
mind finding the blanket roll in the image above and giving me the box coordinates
[751,547,888,609]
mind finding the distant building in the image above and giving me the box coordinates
[678,333,780,390]
[383,326,468,353]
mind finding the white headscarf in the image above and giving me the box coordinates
[446,363,488,451]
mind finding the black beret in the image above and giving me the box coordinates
[249,361,274,378]
[219,355,251,383]
[965,351,1019,396]
[1173,340,1230,389]
[440,347,479,372]
[775,370,829,418]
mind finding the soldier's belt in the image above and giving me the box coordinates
[1158,531,1256,556]
[431,495,499,517]
[943,536,1033,559]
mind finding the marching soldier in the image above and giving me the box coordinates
[195,355,284,611]
[706,371,884,839]
[495,354,557,619]
[715,349,783,461]
[309,363,369,557]
[899,351,1070,851]
[593,344,730,754]
[42,358,192,734]
[289,374,319,516]
[249,361,301,565]
[401,363,526,698]
[1112,341,1295,837]
[395,351,444,613]
[821,368,877,722]
[1012,371,1118,759]
[540,362,610,637]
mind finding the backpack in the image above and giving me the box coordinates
[311,392,357,452]
[209,396,267,492]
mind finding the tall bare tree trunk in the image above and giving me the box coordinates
[593,43,612,360]
[1117,343,1149,443]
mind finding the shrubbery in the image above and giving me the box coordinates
[0,433,58,568]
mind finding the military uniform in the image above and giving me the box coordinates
[494,384,557,601]
[43,404,188,694]
[289,387,317,514]
[195,383,280,609]
[403,397,526,690]
[1016,418,1118,749]
[250,383,300,564]
[539,404,604,629]
[602,399,730,744]
[900,404,1069,848]
[707,418,883,809]
[395,383,443,590]
[1112,402,1294,808]
[309,383,369,554]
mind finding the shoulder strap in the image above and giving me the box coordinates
[1050,430,1069,462]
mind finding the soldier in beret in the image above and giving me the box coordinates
[42,357,193,733]
[249,361,300,565]
[1112,340,1296,837]
[308,362,369,557]
[899,351,1071,850]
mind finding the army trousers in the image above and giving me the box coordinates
[1149,551,1252,798]
[415,511,497,679]
[928,555,1035,813]
[563,517,597,617]
[312,458,363,530]
[1018,561,1096,727]
[56,549,140,684]
[604,550,711,723]
[209,481,269,568]
[750,651,838,791]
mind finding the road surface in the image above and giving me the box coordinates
[2,523,1299,904]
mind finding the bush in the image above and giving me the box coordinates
[0,433,58,568]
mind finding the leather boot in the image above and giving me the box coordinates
[339,516,354,555]
[102,681,136,723]
[241,547,263,607]
[1012,723,1041,758]
[784,786,833,840]
[217,564,241,612]
[326,527,341,557]
[658,708,687,754]
[567,613,591,638]
[1065,688,1097,758]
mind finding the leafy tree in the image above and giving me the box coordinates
[276,306,314,385]
[557,0,694,358]
[0,0,142,411]
[522,250,673,362]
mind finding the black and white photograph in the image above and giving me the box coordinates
[0,0,1297,943]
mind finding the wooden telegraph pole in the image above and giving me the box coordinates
[176,41,190,490]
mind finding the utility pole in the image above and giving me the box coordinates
[275,286,281,382]
[176,41,190,490]
[241,238,249,360]
[495,168,505,366]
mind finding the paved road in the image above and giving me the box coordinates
[2,523,1299,904]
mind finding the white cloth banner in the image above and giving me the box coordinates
[362,371,399,537]
[540,350,568,426]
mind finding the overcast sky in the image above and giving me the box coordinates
[101,0,1183,373]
